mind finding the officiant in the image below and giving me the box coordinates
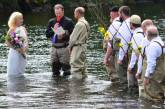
[46,4,74,77]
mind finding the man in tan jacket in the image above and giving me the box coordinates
[68,7,90,79]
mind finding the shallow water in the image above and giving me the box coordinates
[0,23,164,109]
[0,4,165,109]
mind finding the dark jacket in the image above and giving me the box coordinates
[46,16,74,44]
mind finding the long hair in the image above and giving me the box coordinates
[8,12,23,29]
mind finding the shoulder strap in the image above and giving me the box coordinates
[137,32,145,37]
[79,21,89,32]
[76,21,89,44]
[142,45,147,58]
[141,45,148,66]
[116,20,122,23]
[153,41,164,55]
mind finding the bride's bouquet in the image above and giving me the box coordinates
[8,31,22,47]
[6,31,26,58]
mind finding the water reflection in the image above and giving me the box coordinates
[6,76,29,109]
[7,76,27,92]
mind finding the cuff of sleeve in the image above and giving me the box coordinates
[128,64,134,69]
[137,69,142,74]
[145,72,153,78]
[118,55,124,61]
[108,42,111,48]
[145,72,150,78]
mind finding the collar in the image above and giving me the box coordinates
[133,27,143,34]
[55,16,65,23]
[114,17,120,21]
[78,17,85,21]
[150,36,161,43]
[125,17,130,22]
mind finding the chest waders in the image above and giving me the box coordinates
[142,41,165,101]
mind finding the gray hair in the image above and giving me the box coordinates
[146,25,159,38]
[142,19,153,28]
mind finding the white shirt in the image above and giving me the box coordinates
[107,17,122,47]
[117,18,132,61]
[128,27,144,69]
[145,36,164,77]
[137,37,150,74]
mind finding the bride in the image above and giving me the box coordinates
[6,12,28,77]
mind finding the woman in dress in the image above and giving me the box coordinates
[6,12,28,77]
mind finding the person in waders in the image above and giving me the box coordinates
[46,4,74,77]
[68,7,90,79]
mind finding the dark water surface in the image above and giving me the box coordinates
[0,4,165,109]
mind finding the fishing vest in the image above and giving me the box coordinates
[142,41,165,100]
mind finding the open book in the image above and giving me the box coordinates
[55,26,65,36]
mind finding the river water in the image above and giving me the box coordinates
[0,4,165,109]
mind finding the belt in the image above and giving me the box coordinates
[73,43,86,47]
[52,43,68,48]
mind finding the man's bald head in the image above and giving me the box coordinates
[74,7,85,19]
[75,7,85,16]
[146,25,159,40]
[142,19,154,33]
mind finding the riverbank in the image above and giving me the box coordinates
[0,0,165,13]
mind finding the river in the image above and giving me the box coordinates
[0,4,165,109]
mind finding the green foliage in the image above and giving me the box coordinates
[112,0,124,5]
[0,35,5,43]
[123,0,135,4]
[0,0,19,9]
[33,0,48,5]
[0,35,11,43]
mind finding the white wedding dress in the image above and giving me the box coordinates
[7,26,27,77]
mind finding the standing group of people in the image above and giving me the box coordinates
[104,6,165,101]
[6,4,90,80]
[45,4,90,79]
[5,3,164,102]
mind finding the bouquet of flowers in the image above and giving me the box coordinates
[9,31,24,48]
[98,26,110,40]
[6,31,26,58]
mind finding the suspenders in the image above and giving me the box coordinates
[142,40,164,66]
[153,41,164,55]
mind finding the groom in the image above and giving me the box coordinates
[46,4,74,77]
